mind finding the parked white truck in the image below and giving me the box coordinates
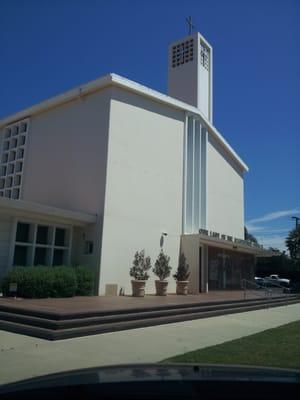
[264,274,290,286]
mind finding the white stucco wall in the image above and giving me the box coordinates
[22,89,111,215]
[180,234,200,294]
[206,134,245,239]
[99,87,185,295]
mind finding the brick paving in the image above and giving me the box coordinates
[0,290,271,316]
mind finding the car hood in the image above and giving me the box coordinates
[0,364,299,393]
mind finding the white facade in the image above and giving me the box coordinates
[0,32,257,295]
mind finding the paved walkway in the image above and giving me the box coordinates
[0,303,299,385]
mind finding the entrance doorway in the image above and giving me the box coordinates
[207,246,255,290]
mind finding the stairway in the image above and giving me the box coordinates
[0,295,299,340]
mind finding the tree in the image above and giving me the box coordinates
[153,250,172,281]
[173,253,190,281]
[286,226,300,260]
[130,250,152,280]
[244,226,258,244]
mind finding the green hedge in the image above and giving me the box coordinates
[1,265,94,298]
[74,266,94,296]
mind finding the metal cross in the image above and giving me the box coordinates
[186,16,194,35]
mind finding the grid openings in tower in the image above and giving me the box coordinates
[172,39,194,68]
[0,119,28,199]
[200,41,209,70]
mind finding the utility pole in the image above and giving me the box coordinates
[291,216,300,229]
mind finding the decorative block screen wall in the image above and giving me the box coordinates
[172,39,194,68]
[0,119,29,200]
[200,41,209,70]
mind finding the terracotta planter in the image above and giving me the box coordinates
[131,280,146,297]
[155,280,168,296]
[176,281,189,295]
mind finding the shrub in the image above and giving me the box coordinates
[130,250,152,280]
[173,253,190,281]
[74,266,94,295]
[153,250,172,281]
[1,266,54,298]
[50,266,77,298]
[1,266,78,298]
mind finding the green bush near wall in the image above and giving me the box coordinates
[74,265,94,296]
[1,265,94,298]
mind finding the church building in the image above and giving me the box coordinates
[0,31,265,295]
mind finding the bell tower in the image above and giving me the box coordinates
[168,31,213,122]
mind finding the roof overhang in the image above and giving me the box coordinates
[0,74,248,173]
[182,233,277,256]
[0,198,97,227]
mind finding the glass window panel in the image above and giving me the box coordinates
[13,245,28,266]
[3,141,9,151]
[53,249,64,266]
[12,188,20,199]
[55,228,66,246]
[18,135,26,146]
[0,166,6,177]
[84,241,94,255]
[2,153,8,163]
[34,247,47,265]
[16,222,30,243]
[208,246,255,290]
[36,225,49,244]
[194,121,201,230]
[200,126,207,228]
[13,174,21,186]
[186,117,194,232]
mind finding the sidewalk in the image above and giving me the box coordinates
[1,303,299,385]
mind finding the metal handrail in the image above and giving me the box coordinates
[241,278,291,300]
[241,279,271,300]
[262,278,291,297]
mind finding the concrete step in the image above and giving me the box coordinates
[0,293,296,320]
[0,297,299,340]
[0,296,298,330]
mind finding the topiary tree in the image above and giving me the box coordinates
[153,250,172,281]
[173,253,190,281]
[130,250,152,280]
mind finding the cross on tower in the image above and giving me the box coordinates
[186,16,195,35]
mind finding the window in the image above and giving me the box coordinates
[0,118,29,199]
[55,228,66,246]
[84,241,94,255]
[16,222,30,243]
[53,249,65,266]
[36,225,49,244]
[184,116,207,233]
[172,39,194,68]
[13,245,28,266]
[12,221,71,266]
[200,41,209,70]
[34,247,47,266]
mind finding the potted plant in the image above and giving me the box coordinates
[153,250,172,296]
[130,250,151,297]
[173,253,190,295]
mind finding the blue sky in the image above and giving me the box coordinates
[0,0,299,251]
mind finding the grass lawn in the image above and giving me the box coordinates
[164,320,300,369]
